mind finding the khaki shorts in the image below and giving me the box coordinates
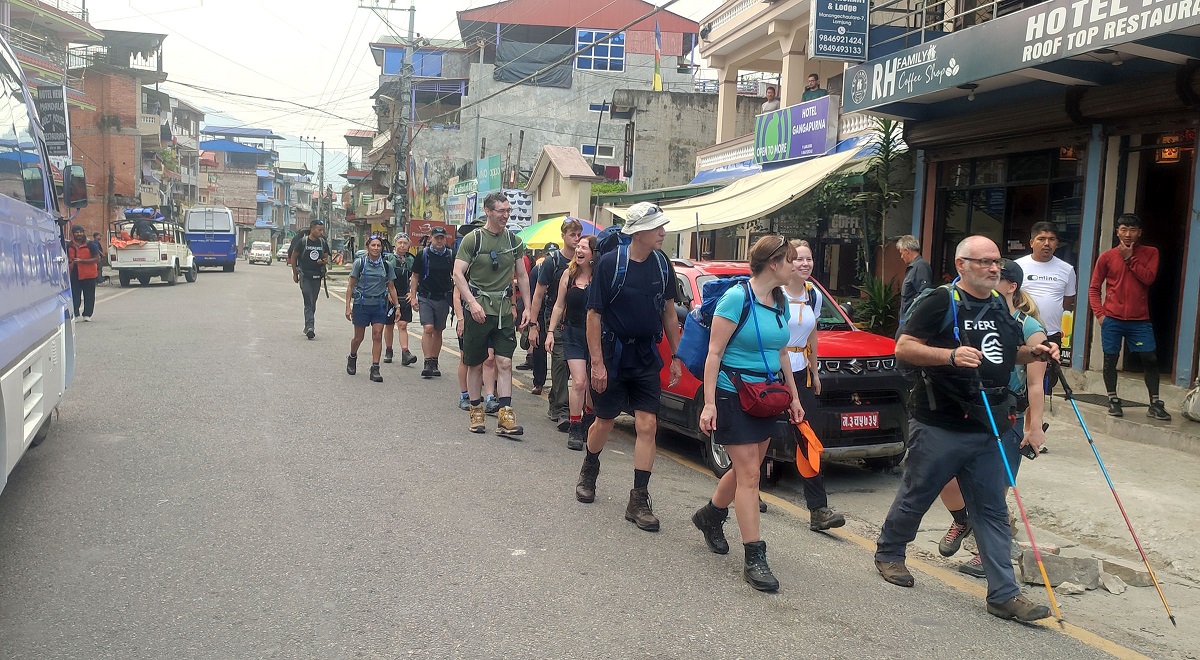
[461,314,516,366]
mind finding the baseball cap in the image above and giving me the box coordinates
[621,202,670,235]
[999,259,1024,293]
[431,226,447,236]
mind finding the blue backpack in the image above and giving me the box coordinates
[596,225,670,306]
[677,277,755,379]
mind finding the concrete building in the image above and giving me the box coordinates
[525,145,602,222]
[169,95,204,209]
[66,29,168,239]
[278,161,314,238]
[198,126,281,247]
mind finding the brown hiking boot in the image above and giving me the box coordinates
[625,487,660,532]
[809,507,846,531]
[494,406,523,439]
[468,404,486,434]
[987,596,1052,622]
[876,559,915,587]
[576,459,599,503]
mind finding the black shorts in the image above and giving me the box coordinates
[713,388,789,446]
[385,300,413,325]
[563,324,588,361]
[591,365,661,420]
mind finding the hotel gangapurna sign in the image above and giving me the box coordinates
[844,0,1200,112]
[754,96,835,164]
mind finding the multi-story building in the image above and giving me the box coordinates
[198,126,281,247]
[278,161,314,239]
[169,95,204,209]
[366,0,700,228]
[66,29,170,237]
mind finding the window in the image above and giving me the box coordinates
[0,59,45,206]
[588,102,611,113]
[412,51,443,77]
[580,144,615,159]
[576,29,625,72]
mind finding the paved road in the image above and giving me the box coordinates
[0,264,1147,659]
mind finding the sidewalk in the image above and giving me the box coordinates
[1053,369,1200,457]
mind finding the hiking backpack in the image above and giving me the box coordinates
[351,255,395,299]
[676,277,784,379]
[595,225,670,306]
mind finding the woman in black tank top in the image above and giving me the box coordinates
[545,235,598,446]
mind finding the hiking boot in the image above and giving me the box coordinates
[458,397,471,411]
[305,327,315,340]
[421,359,434,379]
[495,406,523,439]
[939,520,973,557]
[431,358,441,377]
[576,458,600,503]
[1147,400,1172,421]
[346,355,357,375]
[516,361,533,371]
[530,385,543,395]
[987,596,1052,622]
[557,417,571,432]
[369,366,383,383]
[958,554,985,578]
[876,560,915,587]
[759,497,767,513]
[625,487,660,532]
[743,541,779,592]
[566,421,586,451]
[484,396,501,415]
[383,348,394,363]
[1107,397,1123,417]
[402,349,417,366]
[468,404,486,434]
[691,503,730,554]
[809,507,846,531]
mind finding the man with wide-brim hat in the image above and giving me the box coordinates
[574,202,683,533]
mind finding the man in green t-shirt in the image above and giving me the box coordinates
[453,192,532,438]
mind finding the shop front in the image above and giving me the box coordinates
[845,0,1200,386]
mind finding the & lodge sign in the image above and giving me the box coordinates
[844,0,1200,112]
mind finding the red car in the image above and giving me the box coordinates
[655,259,909,478]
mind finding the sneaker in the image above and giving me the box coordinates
[625,487,660,532]
[468,404,486,434]
[495,406,523,439]
[458,396,471,411]
[987,596,1052,622]
[383,348,394,364]
[958,554,986,578]
[516,362,533,371]
[1107,397,1123,417]
[305,327,315,340]
[421,359,434,378]
[875,560,915,588]
[369,365,383,382]
[402,349,417,366]
[346,355,357,376]
[82,315,91,322]
[484,396,501,415]
[939,520,973,557]
[1147,400,1172,421]
[809,507,846,531]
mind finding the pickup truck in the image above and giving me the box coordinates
[109,218,198,286]
[249,241,273,265]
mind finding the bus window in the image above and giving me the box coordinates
[0,60,44,206]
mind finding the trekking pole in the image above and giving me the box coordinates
[1050,360,1177,627]
[973,375,1065,627]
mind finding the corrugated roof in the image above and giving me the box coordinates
[526,145,602,192]
[459,0,698,33]
[344,129,376,139]
[199,139,271,155]
[201,126,283,140]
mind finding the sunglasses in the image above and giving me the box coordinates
[489,250,499,271]
[395,233,409,240]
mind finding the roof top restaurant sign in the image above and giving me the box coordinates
[844,0,1200,112]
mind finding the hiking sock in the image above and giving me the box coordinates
[349,353,357,359]
[569,414,582,423]
[950,507,969,524]
[585,447,601,465]
[460,391,469,400]
[471,399,482,406]
[498,397,512,408]
[708,500,728,514]
[372,362,380,367]
[634,469,651,490]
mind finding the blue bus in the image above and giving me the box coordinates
[184,206,237,271]
[0,32,88,495]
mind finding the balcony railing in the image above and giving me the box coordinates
[695,133,755,172]
[692,79,767,95]
[28,0,91,23]
[870,0,1047,50]
[2,25,67,69]
[67,44,161,73]
[708,0,759,33]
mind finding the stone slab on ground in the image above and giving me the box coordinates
[1021,551,1101,589]
[1101,558,1154,587]
[1100,572,1129,594]
[1056,581,1087,595]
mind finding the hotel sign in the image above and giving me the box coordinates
[844,0,1200,111]
[809,0,869,62]
[753,96,835,164]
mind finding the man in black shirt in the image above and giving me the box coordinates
[896,234,933,317]
[529,220,584,427]
[411,226,456,377]
[876,235,1058,623]
[288,219,331,339]
[575,202,682,533]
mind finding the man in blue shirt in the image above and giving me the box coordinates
[575,202,683,533]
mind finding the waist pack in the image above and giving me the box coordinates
[964,387,1018,434]
[726,368,791,418]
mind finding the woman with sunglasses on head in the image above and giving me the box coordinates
[784,239,847,532]
[346,235,400,382]
[544,235,597,451]
[383,234,418,366]
[692,235,804,592]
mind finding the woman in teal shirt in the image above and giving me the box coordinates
[693,235,804,593]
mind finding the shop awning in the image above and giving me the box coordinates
[656,147,860,234]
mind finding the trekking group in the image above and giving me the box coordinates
[287,198,1171,623]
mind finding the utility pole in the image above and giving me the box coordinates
[360,0,416,234]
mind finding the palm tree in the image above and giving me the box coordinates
[853,117,911,280]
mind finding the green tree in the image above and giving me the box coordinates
[853,117,912,281]
[794,173,856,237]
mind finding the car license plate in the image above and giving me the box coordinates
[133,257,146,261]
[841,412,879,431]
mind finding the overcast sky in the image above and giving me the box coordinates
[85,0,718,180]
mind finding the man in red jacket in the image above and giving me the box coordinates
[1088,213,1170,420]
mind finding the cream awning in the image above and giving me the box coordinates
[658,147,859,233]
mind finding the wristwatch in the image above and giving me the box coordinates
[671,353,681,361]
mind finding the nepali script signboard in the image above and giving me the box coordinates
[753,96,835,165]
[809,0,869,62]
[843,0,1200,112]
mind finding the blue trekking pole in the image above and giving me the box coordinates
[1050,360,1176,627]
